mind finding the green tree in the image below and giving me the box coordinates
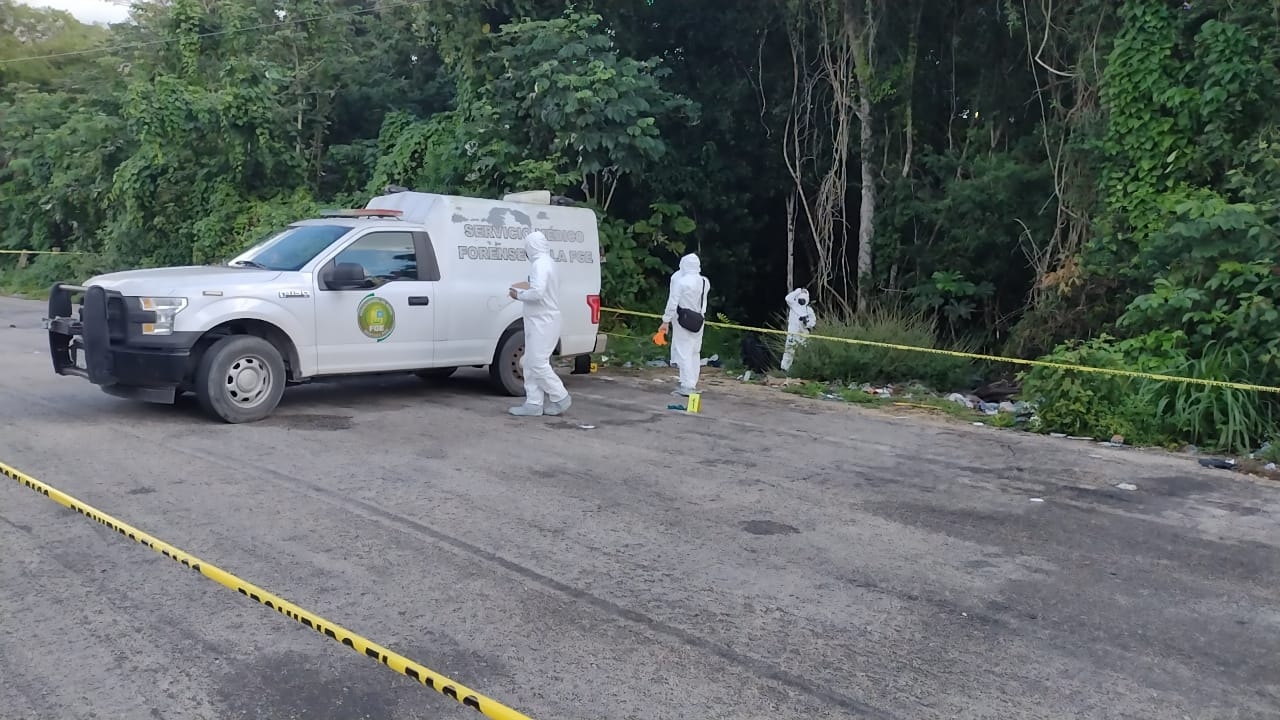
[373,8,698,307]
[0,0,110,94]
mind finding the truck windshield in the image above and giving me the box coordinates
[227,224,352,271]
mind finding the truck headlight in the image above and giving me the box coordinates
[138,297,188,335]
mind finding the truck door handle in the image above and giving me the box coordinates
[408,296,430,306]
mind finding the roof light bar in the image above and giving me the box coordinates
[319,208,404,219]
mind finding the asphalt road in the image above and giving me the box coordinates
[1,294,1278,720]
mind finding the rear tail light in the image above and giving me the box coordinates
[586,294,601,325]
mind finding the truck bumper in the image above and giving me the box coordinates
[45,283,199,404]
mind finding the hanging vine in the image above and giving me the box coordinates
[777,0,880,314]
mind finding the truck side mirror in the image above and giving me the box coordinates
[323,262,373,290]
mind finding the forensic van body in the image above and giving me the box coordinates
[42,188,606,423]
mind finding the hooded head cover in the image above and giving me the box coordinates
[525,231,549,261]
[678,253,701,276]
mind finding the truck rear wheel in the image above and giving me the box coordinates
[194,335,287,423]
[489,328,526,397]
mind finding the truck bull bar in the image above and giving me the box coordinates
[45,283,116,385]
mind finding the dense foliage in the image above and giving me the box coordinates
[2,0,1278,452]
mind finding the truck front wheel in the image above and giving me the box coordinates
[194,335,287,423]
[489,328,526,397]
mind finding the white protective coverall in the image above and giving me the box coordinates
[510,231,571,416]
[661,253,710,395]
[780,287,817,372]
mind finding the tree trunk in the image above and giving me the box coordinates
[901,2,922,179]
[855,91,876,312]
[847,4,877,313]
[786,191,797,292]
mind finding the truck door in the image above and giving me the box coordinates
[312,229,440,374]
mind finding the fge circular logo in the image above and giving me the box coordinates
[357,294,395,342]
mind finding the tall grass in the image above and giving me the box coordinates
[1023,337,1280,454]
[785,303,982,391]
[1145,342,1279,455]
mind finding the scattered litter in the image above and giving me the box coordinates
[646,359,669,368]
[998,401,1017,414]
[1115,482,1138,492]
[1029,498,1045,503]
[1267,463,1277,472]
[1110,435,1125,445]
[667,404,687,411]
[741,370,753,382]
[946,392,974,409]
[622,361,634,368]
[1199,458,1236,470]
[1067,436,1094,442]
[977,401,1000,416]
[578,424,596,430]
[1050,433,1067,438]
[856,384,893,398]
[971,422,985,427]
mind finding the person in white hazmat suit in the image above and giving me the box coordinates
[507,231,572,417]
[780,287,817,373]
[658,253,710,396]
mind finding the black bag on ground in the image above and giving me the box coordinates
[741,332,776,373]
[675,279,708,333]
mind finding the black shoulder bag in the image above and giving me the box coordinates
[676,278,708,333]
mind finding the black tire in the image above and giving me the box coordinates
[194,335,287,423]
[414,366,458,381]
[488,328,526,397]
[572,354,592,375]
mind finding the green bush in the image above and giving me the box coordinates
[597,316,744,373]
[0,252,110,295]
[1019,335,1166,444]
[786,303,981,390]
[1021,333,1280,454]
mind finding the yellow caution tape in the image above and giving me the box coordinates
[602,307,1280,394]
[0,460,536,720]
[0,249,84,255]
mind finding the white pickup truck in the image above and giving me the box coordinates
[43,189,606,423]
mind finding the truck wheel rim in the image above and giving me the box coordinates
[225,354,272,408]
[510,342,524,381]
